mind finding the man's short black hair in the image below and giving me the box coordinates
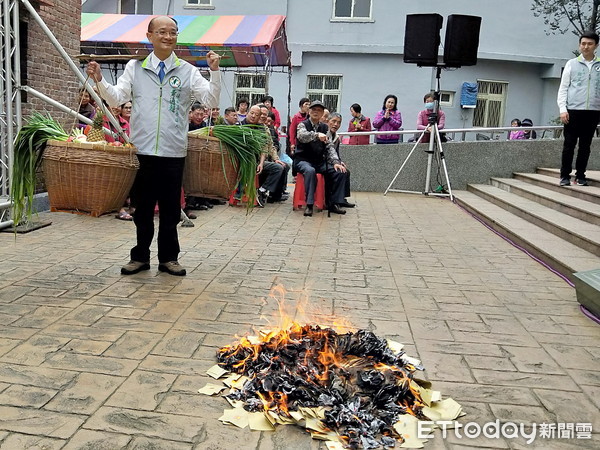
[224,107,236,115]
[580,30,599,44]
[148,16,178,33]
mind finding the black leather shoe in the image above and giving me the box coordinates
[328,204,346,215]
[304,205,313,217]
[339,201,355,208]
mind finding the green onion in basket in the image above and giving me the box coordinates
[190,124,270,208]
[11,113,69,227]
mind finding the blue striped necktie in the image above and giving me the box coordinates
[158,61,166,83]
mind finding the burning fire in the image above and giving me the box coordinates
[215,286,433,448]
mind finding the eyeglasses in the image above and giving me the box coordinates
[153,30,179,38]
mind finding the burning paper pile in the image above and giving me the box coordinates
[199,323,463,449]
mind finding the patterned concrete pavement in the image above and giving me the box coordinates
[0,191,598,449]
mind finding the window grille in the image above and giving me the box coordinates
[119,0,153,14]
[440,91,454,107]
[472,80,508,128]
[186,0,212,6]
[234,73,267,107]
[333,0,372,19]
[306,75,343,112]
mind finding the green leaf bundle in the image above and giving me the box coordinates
[11,112,68,227]
[193,125,270,209]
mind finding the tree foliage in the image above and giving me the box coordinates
[532,0,600,35]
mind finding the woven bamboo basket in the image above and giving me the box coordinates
[184,134,238,200]
[42,140,139,217]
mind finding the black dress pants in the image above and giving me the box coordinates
[293,160,347,206]
[561,109,600,179]
[130,154,185,264]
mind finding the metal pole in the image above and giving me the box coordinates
[0,0,7,200]
[19,0,127,142]
[384,131,425,195]
[433,122,453,201]
[22,86,93,126]
[424,67,442,193]
[0,219,14,231]
[22,86,123,137]
[3,0,15,199]
[12,0,21,131]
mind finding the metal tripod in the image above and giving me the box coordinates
[384,66,453,201]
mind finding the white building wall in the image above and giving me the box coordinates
[84,0,580,131]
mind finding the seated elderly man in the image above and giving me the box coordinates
[293,100,348,217]
[327,112,355,208]
[241,104,285,207]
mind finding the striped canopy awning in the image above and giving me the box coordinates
[81,13,290,68]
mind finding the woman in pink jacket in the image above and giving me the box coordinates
[372,94,403,144]
[347,103,372,145]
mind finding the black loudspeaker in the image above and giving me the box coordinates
[443,15,482,67]
[404,14,443,66]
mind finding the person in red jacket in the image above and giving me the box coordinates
[289,97,310,155]
[347,103,372,145]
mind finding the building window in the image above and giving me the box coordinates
[185,0,213,7]
[306,75,343,113]
[119,0,153,14]
[439,91,454,107]
[333,0,372,20]
[472,80,508,128]
[235,73,267,107]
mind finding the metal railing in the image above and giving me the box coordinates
[337,125,566,142]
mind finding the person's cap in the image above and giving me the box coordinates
[309,100,325,110]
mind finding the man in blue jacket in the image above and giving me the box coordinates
[557,31,600,187]
[87,16,221,276]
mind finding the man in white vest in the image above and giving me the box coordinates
[87,16,221,276]
[557,30,600,187]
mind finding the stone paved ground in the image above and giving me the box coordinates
[0,191,598,449]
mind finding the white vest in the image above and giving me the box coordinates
[130,56,194,157]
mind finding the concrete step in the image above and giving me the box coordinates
[490,177,600,225]
[466,184,600,256]
[537,167,600,186]
[454,190,600,283]
[573,269,600,319]
[514,172,600,203]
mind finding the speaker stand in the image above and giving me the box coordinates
[384,66,453,201]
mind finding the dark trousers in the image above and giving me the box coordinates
[259,161,284,193]
[344,168,351,198]
[561,109,600,179]
[293,160,347,206]
[130,155,185,264]
[271,162,290,201]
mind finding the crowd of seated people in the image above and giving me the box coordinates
[188,96,357,216]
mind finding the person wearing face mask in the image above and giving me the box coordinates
[417,93,446,144]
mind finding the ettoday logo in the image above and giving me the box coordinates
[418,420,593,444]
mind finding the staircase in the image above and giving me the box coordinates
[453,168,600,284]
